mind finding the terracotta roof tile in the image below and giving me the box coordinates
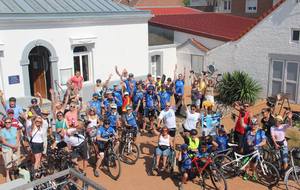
[150,13,257,41]
[136,0,183,8]
[139,7,202,15]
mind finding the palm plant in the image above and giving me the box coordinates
[216,71,262,106]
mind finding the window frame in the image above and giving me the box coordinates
[149,52,163,78]
[245,0,258,13]
[223,0,232,12]
[72,46,92,83]
[291,29,300,43]
[269,59,300,102]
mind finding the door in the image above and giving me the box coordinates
[28,46,51,99]
[150,55,162,77]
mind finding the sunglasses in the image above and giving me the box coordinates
[244,105,249,107]
[70,106,76,108]
[57,114,63,117]
[35,121,42,123]
[5,121,12,124]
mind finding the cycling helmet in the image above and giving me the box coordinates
[190,129,198,136]
[180,144,188,151]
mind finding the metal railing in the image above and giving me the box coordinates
[54,80,65,101]
[11,168,106,190]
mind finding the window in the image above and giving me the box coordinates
[292,29,300,42]
[191,55,203,74]
[245,0,257,13]
[73,46,90,81]
[150,55,162,77]
[270,60,300,102]
[224,0,231,11]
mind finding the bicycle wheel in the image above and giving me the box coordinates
[209,168,227,190]
[256,161,280,187]
[120,142,140,165]
[107,152,121,180]
[213,154,235,178]
[285,166,300,190]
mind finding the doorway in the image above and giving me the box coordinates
[28,46,52,99]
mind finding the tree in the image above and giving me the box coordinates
[216,71,262,105]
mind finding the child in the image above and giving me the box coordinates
[178,144,192,188]
[216,127,229,152]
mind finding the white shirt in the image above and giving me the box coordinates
[42,119,49,141]
[158,108,176,129]
[64,134,85,147]
[31,127,44,143]
[158,134,170,147]
[184,110,200,130]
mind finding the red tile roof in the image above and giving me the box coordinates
[140,7,202,16]
[135,0,183,8]
[150,13,257,41]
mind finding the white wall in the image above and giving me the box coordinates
[174,31,226,50]
[206,1,300,99]
[0,21,149,98]
[149,44,177,78]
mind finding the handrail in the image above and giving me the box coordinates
[10,168,106,190]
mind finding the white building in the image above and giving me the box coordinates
[0,0,151,102]
[146,0,300,103]
[206,0,300,103]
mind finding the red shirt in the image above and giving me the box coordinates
[234,111,250,135]
[70,76,83,90]
[122,96,132,112]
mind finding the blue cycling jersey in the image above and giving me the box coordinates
[145,93,158,109]
[158,91,171,110]
[181,152,192,170]
[124,79,136,94]
[97,126,115,139]
[124,112,138,128]
[133,90,144,105]
[216,135,228,151]
[175,79,184,95]
[88,100,102,116]
[113,90,123,107]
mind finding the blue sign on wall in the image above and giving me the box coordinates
[8,75,20,85]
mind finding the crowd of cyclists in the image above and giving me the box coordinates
[0,65,299,190]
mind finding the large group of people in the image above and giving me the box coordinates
[0,65,296,190]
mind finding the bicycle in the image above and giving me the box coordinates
[284,148,300,190]
[119,127,140,165]
[189,153,227,190]
[214,149,280,188]
[102,135,121,180]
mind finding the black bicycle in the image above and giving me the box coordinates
[119,127,140,165]
[102,135,121,180]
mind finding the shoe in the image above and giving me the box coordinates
[93,169,99,177]
[243,173,249,181]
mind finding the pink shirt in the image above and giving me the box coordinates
[65,111,79,127]
[271,124,290,146]
[70,76,83,90]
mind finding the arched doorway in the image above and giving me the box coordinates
[28,46,52,99]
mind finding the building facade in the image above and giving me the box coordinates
[0,0,151,101]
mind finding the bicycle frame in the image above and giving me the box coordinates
[223,149,269,175]
[191,156,213,175]
[290,149,300,183]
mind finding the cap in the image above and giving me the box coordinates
[250,118,258,125]
[110,104,117,109]
[126,106,132,110]
[113,83,119,86]
[275,115,283,122]
[9,97,16,102]
[7,109,14,114]
[190,129,198,136]
[124,92,129,96]
[128,73,134,77]
[96,79,102,83]
[104,120,110,125]
[31,98,38,104]
[156,75,161,79]
[180,144,188,150]
[41,109,50,115]
[27,111,33,117]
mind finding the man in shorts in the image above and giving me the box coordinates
[63,128,88,172]
[0,117,20,182]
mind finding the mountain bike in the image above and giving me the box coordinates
[119,127,140,165]
[190,153,227,190]
[284,148,300,190]
[102,136,121,180]
[214,149,280,188]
